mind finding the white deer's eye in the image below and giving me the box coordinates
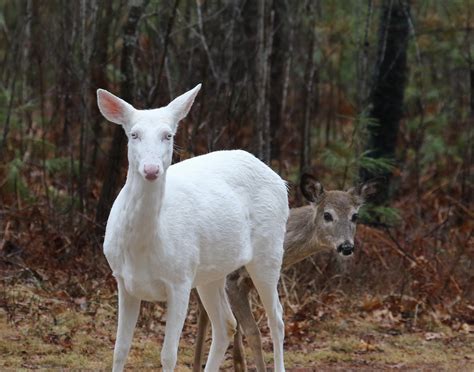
[164,133,173,141]
[130,132,139,140]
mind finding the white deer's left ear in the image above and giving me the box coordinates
[166,84,202,128]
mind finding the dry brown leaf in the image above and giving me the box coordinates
[424,332,445,341]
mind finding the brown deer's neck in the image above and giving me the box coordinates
[282,205,324,268]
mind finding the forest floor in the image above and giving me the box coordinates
[1,281,473,371]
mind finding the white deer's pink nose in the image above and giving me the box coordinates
[143,164,160,181]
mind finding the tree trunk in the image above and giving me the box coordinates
[360,0,410,204]
[58,0,78,223]
[269,0,288,161]
[77,0,99,213]
[95,0,150,230]
[256,0,272,164]
[356,0,373,109]
[90,0,114,169]
[461,67,473,205]
[300,1,318,175]
[147,0,181,107]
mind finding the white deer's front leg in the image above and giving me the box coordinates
[112,277,141,372]
[161,283,191,372]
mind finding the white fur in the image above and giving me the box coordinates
[97,85,289,372]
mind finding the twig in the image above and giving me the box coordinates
[422,204,452,238]
[382,227,418,265]
[195,1,219,82]
[445,195,474,219]
[147,0,180,106]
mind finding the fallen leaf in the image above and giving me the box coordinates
[460,323,472,334]
[424,332,444,341]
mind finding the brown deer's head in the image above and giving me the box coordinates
[300,174,376,257]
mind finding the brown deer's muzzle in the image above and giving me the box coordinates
[337,241,354,256]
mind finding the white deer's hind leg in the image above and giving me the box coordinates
[197,278,237,372]
[246,261,285,372]
[161,283,192,372]
[113,278,141,372]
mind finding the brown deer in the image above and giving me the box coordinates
[193,174,375,371]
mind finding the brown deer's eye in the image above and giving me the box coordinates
[351,213,358,222]
[323,212,333,222]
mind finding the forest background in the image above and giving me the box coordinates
[0,0,473,370]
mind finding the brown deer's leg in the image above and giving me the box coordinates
[227,271,267,372]
[193,293,210,372]
[233,325,247,372]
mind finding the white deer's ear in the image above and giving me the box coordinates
[300,173,325,203]
[97,89,135,126]
[166,84,201,126]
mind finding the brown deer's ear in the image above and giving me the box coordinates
[349,182,378,202]
[300,173,325,203]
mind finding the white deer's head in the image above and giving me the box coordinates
[97,84,201,181]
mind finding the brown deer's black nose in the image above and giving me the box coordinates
[337,241,354,256]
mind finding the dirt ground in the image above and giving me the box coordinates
[1,283,473,371]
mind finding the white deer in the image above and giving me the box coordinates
[96,84,289,372]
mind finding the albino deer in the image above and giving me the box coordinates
[96,85,289,372]
[193,174,375,371]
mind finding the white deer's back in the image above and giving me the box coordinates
[167,150,287,221]
[166,150,288,280]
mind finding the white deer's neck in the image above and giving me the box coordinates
[122,168,166,231]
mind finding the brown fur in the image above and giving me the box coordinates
[283,191,362,268]
[193,176,375,371]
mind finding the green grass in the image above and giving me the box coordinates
[1,284,473,370]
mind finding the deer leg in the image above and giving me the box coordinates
[233,325,247,372]
[161,283,192,372]
[197,278,237,372]
[193,292,210,372]
[228,273,266,372]
[112,278,141,372]
[246,262,285,372]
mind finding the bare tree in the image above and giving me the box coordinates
[360,0,410,204]
[461,2,473,206]
[95,0,150,229]
[90,0,115,169]
[300,1,319,174]
[77,0,99,212]
[147,0,181,107]
[269,0,289,161]
[256,0,273,164]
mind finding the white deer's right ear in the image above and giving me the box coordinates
[97,89,135,126]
